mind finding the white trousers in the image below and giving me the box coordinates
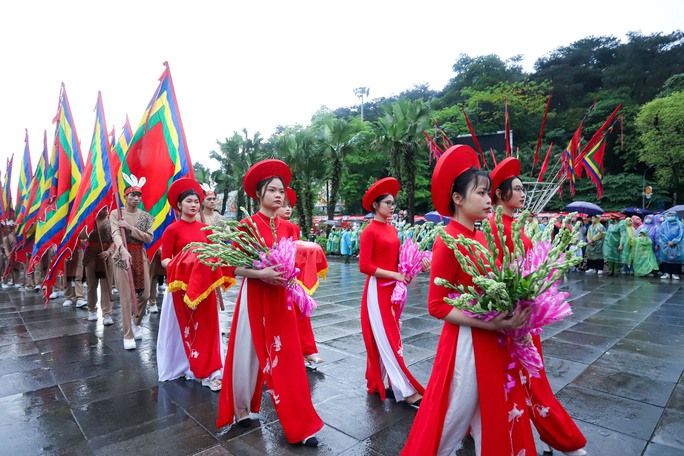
[367,277,417,402]
[437,326,482,456]
[156,290,222,382]
[232,279,260,418]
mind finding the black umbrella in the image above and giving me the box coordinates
[621,207,654,217]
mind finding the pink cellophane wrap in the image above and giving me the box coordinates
[392,238,432,318]
[253,237,318,317]
[452,241,573,378]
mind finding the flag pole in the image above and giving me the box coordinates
[104,95,139,317]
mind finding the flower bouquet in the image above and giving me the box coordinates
[391,222,436,318]
[187,209,318,317]
[434,206,584,377]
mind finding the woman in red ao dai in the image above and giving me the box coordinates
[359,177,425,406]
[402,146,536,456]
[488,158,587,456]
[216,160,322,447]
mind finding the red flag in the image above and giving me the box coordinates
[422,130,443,165]
[576,104,622,169]
[537,142,553,182]
[490,148,498,167]
[504,98,511,157]
[532,96,551,173]
[461,108,487,168]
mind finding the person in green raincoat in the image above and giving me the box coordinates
[585,215,606,274]
[350,225,361,256]
[632,229,660,277]
[603,215,622,276]
[619,217,636,274]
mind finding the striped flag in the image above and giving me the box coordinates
[45,92,113,293]
[16,131,49,245]
[118,62,194,257]
[580,136,606,198]
[1,155,14,221]
[15,130,33,220]
[30,84,84,273]
[110,115,133,207]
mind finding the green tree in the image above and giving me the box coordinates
[440,54,526,108]
[319,117,357,220]
[273,127,325,234]
[374,99,432,223]
[636,91,684,204]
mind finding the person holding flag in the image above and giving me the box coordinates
[110,174,154,350]
[84,207,115,324]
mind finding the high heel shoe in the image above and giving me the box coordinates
[541,441,587,456]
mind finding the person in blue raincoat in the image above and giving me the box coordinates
[658,211,684,280]
[340,227,352,263]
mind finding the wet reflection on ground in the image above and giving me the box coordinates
[0,260,682,455]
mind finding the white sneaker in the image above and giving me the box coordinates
[87,312,98,321]
[112,287,118,295]
[1,283,9,289]
[597,270,604,275]
[34,285,41,291]
[123,338,136,350]
[585,269,595,274]
[14,283,22,288]
[75,299,87,308]
[62,299,74,307]
[149,304,159,313]
[159,284,167,291]
[103,315,114,325]
[661,273,671,280]
[673,274,681,280]
[132,323,143,340]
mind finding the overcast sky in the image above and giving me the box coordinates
[1,0,682,191]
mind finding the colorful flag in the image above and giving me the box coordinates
[504,98,511,157]
[461,108,487,168]
[15,130,33,220]
[576,104,622,171]
[111,114,133,204]
[45,92,113,294]
[16,131,49,240]
[532,96,551,173]
[422,130,443,165]
[1,155,14,221]
[580,136,606,198]
[30,84,84,274]
[433,120,452,150]
[117,62,194,257]
[537,142,554,182]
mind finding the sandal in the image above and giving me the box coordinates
[201,378,222,391]
[305,354,325,364]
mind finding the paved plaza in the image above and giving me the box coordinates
[1,259,683,455]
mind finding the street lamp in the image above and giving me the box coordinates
[642,164,655,209]
[354,87,370,121]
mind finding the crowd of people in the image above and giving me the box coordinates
[6,145,684,455]
[524,210,684,279]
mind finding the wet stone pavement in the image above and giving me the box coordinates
[1,260,683,456]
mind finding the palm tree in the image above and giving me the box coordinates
[320,117,356,221]
[273,127,324,235]
[213,129,266,218]
[374,99,432,223]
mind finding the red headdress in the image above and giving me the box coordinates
[286,187,297,207]
[489,157,521,200]
[362,177,400,212]
[243,159,292,200]
[168,178,204,206]
[431,145,481,217]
